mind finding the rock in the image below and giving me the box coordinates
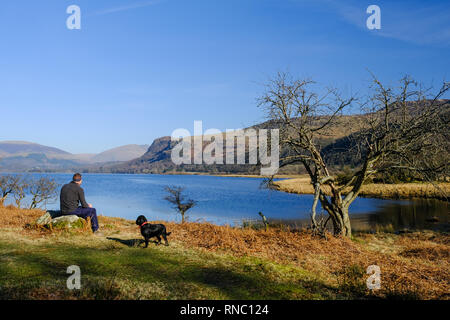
[426,216,439,223]
[51,215,83,228]
[36,212,52,225]
[35,211,84,229]
[35,210,62,225]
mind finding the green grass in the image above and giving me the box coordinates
[0,236,340,300]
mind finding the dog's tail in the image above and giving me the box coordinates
[165,231,172,236]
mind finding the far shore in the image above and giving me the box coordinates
[153,171,303,179]
[272,176,449,201]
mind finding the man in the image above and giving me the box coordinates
[60,173,100,233]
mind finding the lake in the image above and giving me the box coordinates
[3,173,449,232]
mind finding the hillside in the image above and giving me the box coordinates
[0,141,150,172]
[94,114,368,174]
[0,141,70,157]
[0,153,83,172]
[98,100,449,176]
[91,144,149,163]
[4,100,447,174]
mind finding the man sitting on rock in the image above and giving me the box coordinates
[60,173,100,234]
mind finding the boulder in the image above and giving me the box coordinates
[35,212,53,225]
[51,215,83,228]
[35,210,84,229]
[36,210,61,225]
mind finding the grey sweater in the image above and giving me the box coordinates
[60,181,89,214]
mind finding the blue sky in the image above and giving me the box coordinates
[0,0,449,154]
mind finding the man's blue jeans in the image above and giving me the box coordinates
[66,207,99,232]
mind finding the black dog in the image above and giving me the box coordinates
[136,215,171,248]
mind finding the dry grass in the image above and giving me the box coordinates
[0,204,93,235]
[1,205,449,299]
[0,204,43,227]
[162,222,449,299]
[273,176,450,200]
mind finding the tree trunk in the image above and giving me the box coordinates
[329,205,351,237]
[0,196,7,207]
[320,193,352,238]
[311,182,320,230]
[340,206,352,238]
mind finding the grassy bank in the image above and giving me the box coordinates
[273,176,450,200]
[0,205,448,300]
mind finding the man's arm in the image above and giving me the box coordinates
[78,187,90,208]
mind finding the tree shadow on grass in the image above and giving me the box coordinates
[106,237,163,247]
[0,241,341,300]
[106,237,146,247]
[126,249,339,299]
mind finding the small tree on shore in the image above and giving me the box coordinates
[164,186,196,223]
[259,72,449,237]
[0,175,20,206]
[12,175,30,208]
[28,177,58,209]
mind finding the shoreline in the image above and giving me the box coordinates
[0,171,301,179]
[272,176,450,201]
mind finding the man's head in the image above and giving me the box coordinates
[73,173,82,185]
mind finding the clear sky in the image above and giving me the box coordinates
[0,0,449,154]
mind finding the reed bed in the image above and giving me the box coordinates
[273,177,450,200]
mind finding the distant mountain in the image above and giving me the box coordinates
[0,141,70,157]
[96,114,368,174]
[91,144,149,163]
[6,99,447,174]
[106,137,179,173]
[96,106,443,175]
[0,141,150,172]
[0,153,82,172]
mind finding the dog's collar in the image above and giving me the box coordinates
[140,221,150,228]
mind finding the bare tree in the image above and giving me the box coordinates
[164,186,196,223]
[12,175,30,208]
[28,177,58,209]
[0,175,20,206]
[259,72,449,237]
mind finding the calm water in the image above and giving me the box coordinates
[3,173,449,231]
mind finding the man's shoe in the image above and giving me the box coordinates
[93,230,104,236]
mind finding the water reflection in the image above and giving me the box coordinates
[352,199,449,232]
[268,199,449,233]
